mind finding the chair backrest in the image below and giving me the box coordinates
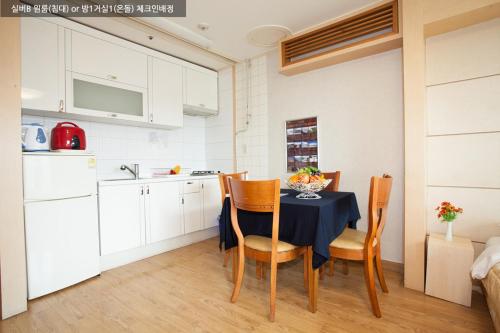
[364,174,392,250]
[218,171,248,204]
[227,179,281,252]
[323,171,341,192]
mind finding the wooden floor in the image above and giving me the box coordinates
[1,238,494,333]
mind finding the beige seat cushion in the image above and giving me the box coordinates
[330,228,377,250]
[244,235,297,252]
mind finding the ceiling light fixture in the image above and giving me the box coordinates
[247,25,292,47]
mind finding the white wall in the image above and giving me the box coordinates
[266,49,404,263]
[425,18,500,251]
[235,56,269,179]
[21,115,207,180]
[206,67,234,173]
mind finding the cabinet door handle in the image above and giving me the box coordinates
[182,197,184,204]
[107,74,117,80]
[150,114,154,123]
[110,114,117,118]
[146,186,150,194]
[141,187,144,195]
[186,181,193,185]
[58,99,64,113]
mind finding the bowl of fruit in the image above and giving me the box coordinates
[286,167,331,199]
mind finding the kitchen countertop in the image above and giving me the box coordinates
[98,174,219,186]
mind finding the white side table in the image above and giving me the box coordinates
[425,233,474,306]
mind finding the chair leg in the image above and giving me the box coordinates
[231,247,245,303]
[364,256,381,318]
[269,256,278,322]
[319,264,325,280]
[232,248,238,283]
[328,258,334,276]
[375,248,388,293]
[342,260,349,275]
[223,249,231,267]
[256,261,262,280]
[303,254,308,290]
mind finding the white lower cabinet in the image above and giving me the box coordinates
[98,183,145,256]
[183,192,203,233]
[98,178,221,257]
[146,181,183,243]
[202,178,221,228]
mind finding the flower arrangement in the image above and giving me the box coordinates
[435,201,463,222]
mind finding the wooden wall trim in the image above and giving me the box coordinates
[402,0,427,292]
[0,17,28,319]
[424,1,500,37]
[401,0,500,292]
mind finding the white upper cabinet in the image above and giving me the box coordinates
[21,18,64,112]
[67,72,148,122]
[21,17,220,128]
[183,68,218,115]
[70,31,148,88]
[149,57,183,127]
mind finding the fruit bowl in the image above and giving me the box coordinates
[286,179,331,199]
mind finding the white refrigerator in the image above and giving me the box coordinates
[23,152,100,299]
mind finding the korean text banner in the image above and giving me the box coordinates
[2,0,186,17]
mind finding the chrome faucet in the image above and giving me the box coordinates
[120,164,139,179]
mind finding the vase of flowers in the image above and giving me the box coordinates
[435,201,463,241]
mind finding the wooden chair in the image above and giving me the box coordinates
[323,171,341,192]
[218,171,248,268]
[320,171,344,278]
[228,178,308,321]
[326,174,392,318]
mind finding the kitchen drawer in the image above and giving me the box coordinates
[183,180,200,194]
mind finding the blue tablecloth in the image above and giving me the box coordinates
[219,189,361,269]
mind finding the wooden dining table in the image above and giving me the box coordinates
[219,188,361,312]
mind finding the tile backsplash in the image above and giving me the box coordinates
[234,55,269,179]
[206,67,234,174]
[22,114,206,180]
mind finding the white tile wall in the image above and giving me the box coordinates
[205,67,234,173]
[22,115,206,180]
[234,55,269,179]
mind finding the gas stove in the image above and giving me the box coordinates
[190,170,219,176]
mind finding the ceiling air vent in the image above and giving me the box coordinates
[281,0,399,67]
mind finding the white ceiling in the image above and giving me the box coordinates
[170,0,379,61]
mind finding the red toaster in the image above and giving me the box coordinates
[50,122,86,150]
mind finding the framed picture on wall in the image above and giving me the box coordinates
[285,117,318,173]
